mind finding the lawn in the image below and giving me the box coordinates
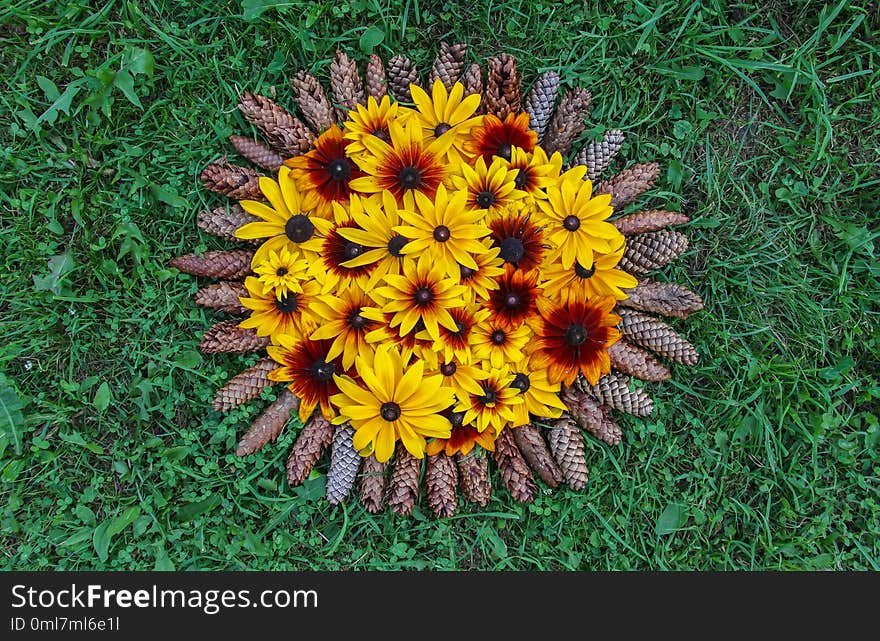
[1,0,877,570]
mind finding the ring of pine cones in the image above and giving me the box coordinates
[170,43,703,518]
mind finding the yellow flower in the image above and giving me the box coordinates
[251,245,309,300]
[539,236,639,303]
[331,345,455,462]
[508,358,566,427]
[343,95,408,157]
[504,146,562,200]
[239,276,319,341]
[308,286,381,370]
[309,200,380,295]
[267,336,342,424]
[428,304,491,366]
[409,80,483,164]
[434,358,489,401]
[457,238,505,303]
[472,320,531,370]
[453,367,523,433]
[450,155,526,215]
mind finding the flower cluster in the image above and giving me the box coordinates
[236,81,637,463]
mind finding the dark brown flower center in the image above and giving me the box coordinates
[449,410,465,428]
[564,323,587,346]
[276,267,288,276]
[476,190,496,208]
[499,237,525,264]
[434,122,452,137]
[347,309,368,330]
[514,169,528,189]
[285,214,315,243]
[373,127,390,142]
[490,329,506,345]
[440,362,457,376]
[478,385,498,405]
[380,402,401,422]
[399,166,422,189]
[275,294,299,314]
[496,143,512,161]
[510,373,530,393]
[563,215,581,232]
[328,158,351,181]
[433,225,451,242]
[503,292,520,309]
[459,264,477,280]
[414,287,432,306]
[574,262,596,279]
[343,241,364,260]
[388,234,408,257]
[309,359,336,382]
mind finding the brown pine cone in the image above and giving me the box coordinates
[613,209,690,236]
[286,413,334,486]
[425,453,458,518]
[211,358,276,412]
[541,87,592,155]
[493,428,537,503]
[607,340,671,382]
[483,53,521,120]
[387,54,420,101]
[594,162,660,209]
[199,320,269,355]
[358,454,388,514]
[237,92,314,156]
[168,250,254,280]
[619,230,689,274]
[387,447,421,516]
[617,308,699,365]
[460,63,483,100]
[365,53,387,101]
[545,416,590,490]
[523,70,560,140]
[619,278,704,319]
[326,424,360,505]
[330,50,365,122]
[512,424,563,488]
[291,69,335,133]
[236,389,300,456]
[575,129,625,180]
[576,371,654,417]
[561,387,623,446]
[197,205,258,243]
[456,452,491,507]
[428,42,467,91]
[199,159,263,200]
[229,135,284,172]
[194,281,248,315]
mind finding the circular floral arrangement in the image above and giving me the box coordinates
[171,44,704,517]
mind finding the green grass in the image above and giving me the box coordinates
[1,0,878,570]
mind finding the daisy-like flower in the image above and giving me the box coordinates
[531,297,621,386]
[286,124,365,219]
[457,239,505,302]
[486,269,541,329]
[239,276,319,341]
[394,184,490,278]
[467,112,537,162]
[488,209,548,272]
[331,345,455,462]
[343,95,406,156]
[537,169,622,269]
[540,237,639,304]
[426,412,497,456]
[450,155,526,215]
[267,336,342,423]
[308,286,382,370]
[409,80,483,164]
[508,358,567,427]
[504,146,562,200]
[372,254,468,342]
[310,201,379,294]
[471,320,531,369]
[235,166,333,264]
[251,245,309,299]
[434,358,489,401]
[349,117,452,209]
[430,305,491,365]
[454,367,523,433]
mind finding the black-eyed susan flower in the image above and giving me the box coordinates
[343,95,405,156]
[267,336,343,423]
[458,239,505,302]
[504,146,562,200]
[454,367,523,433]
[537,169,622,269]
[488,209,548,272]
[539,237,639,304]
[239,276,319,341]
[308,285,382,370]
[372,254,468,342]
[426,412,497,456]
[409,80,483,164]
[433,358,489,401]
[486,268,541,329]
[467,112,537,162]
[310,201,379,294]
[429,305,491,365]
[394,184,490,278]
[286,124,365,218]
[472,320,530,369]
[331,344,455,462]
[531,297,621,386]
[508,358,567,427]
[251,245,309,299]
[450,155,526,215]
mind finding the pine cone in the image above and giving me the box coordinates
[199,159,263,200]
[523,70,560,140]
[619,230,689,274]
[168,250,255,280]
[619,278,704,319]
[545,416,589,490]
[326,424,360,505]
[455,452,491,507]
[429,42,467,91]
[617,308,699,365]
[211,357,276,412]
[613,209,690,236]
[236,389,300,456]
[358,454,388,514]
[387,446,421,516]
[286,413,334,486]
[197,205,258,243]
[512,424,563,488]
[199,320,269,354]
[560,388,622,446]
[483,53,521,120]
[237,92,314,156]
[229,135,284,172]
[541,87,592,155]
[493,428,537,503]
[575,129,625,180]
[594,162,660,209]
[365,53,387,101]
[607,340,671,382]
[291,69,335,133]
[330,49,365,122]
[460,63,483,100]
[194,281,249,315]
[425,453,458,518]
[387,54,420,101]
[576,371,654,417]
